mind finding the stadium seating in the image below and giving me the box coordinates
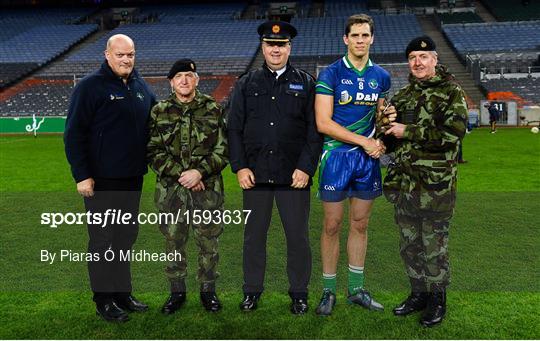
[40,19,263,78]
[0,63,38,89]
[443,21,540,58]
[436,11,483,24]
[0,79,73,117]
[323,0,369,17]
[398,0,438,7]
[139,3,245,22]
[480,0,540,21]
[481,77,540,105]
[0,77,223,117]
[381,63,410,97]
[470,52,540,74]
[0,8,98,88]
[291,14,423,63]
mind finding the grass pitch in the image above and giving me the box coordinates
[0,128,539,339]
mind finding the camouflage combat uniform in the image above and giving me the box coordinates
[383,65,467,292]
[147,90,228,287]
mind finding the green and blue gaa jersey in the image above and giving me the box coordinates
[316,55,391,152]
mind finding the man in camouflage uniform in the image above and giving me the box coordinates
[382,36,467,327]
[147,59,228,314]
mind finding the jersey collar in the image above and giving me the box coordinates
[342,54,372,77]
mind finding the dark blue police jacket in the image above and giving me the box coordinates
[64,61,156,183]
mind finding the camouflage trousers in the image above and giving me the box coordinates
[394,205,451,292]
[156,185,224,286]
[159,216,222,285]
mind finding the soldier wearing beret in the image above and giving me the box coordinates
[228,21,323,314]
[147,59,228,314]
[383,36,467,327]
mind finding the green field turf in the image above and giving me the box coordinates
[0,128,539,339]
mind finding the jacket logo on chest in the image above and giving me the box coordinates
[136,92,145,101]
[289,83,304,90]
[110,94,125,101]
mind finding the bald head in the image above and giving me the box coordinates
[106,34,135,51]
[105,34,136,80]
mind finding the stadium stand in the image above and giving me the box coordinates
[398,0,438,7]
[0,63,38,89]
[323,0,369,17]
[0,77,224,117]
[2,2,429,117]
[291,14,423,65]
[443,21,540,58]
[29,3,262,109]
[139,3,245,22]
[40,18,263,77]
[0,8,97,89]
[470,52,540,75]
[436,11,483,24]
[480,0,540,21]
[481,77,540,106]
[1,4,257,116]
[380,63,410,97]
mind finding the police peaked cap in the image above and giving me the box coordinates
[405,36,436,58]
[257,21,297,43]
[167,59,197,79]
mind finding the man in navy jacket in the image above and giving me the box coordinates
[64,34,156,322]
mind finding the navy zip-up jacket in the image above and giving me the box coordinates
[64,61,156,183]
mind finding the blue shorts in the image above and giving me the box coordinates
[318,149,382,202]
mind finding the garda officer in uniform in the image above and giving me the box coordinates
[228,21,322,314]
[147,59,228,313]
[382,36,467,327]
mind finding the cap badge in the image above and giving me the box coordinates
[420,41,427,48]
[190,63,195,70]
[272,25,280,34]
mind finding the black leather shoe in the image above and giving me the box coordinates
[239,294,260,311]
[290,298,308,315]
[161,292,186,315]
[115,295,149,312]
[200,292,222,312]
[315,289,336,316]
[420,289,446,327]
[96,301,129,322]
[393,292,428,316]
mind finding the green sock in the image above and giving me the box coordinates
[348,264,365,293]
[323,273,337,294]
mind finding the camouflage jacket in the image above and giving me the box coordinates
[383,65,467,216]
[147,91,228,209]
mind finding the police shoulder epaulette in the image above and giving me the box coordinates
[296,68,316,81]
[237,68,258,80]
[237,71,249,80]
